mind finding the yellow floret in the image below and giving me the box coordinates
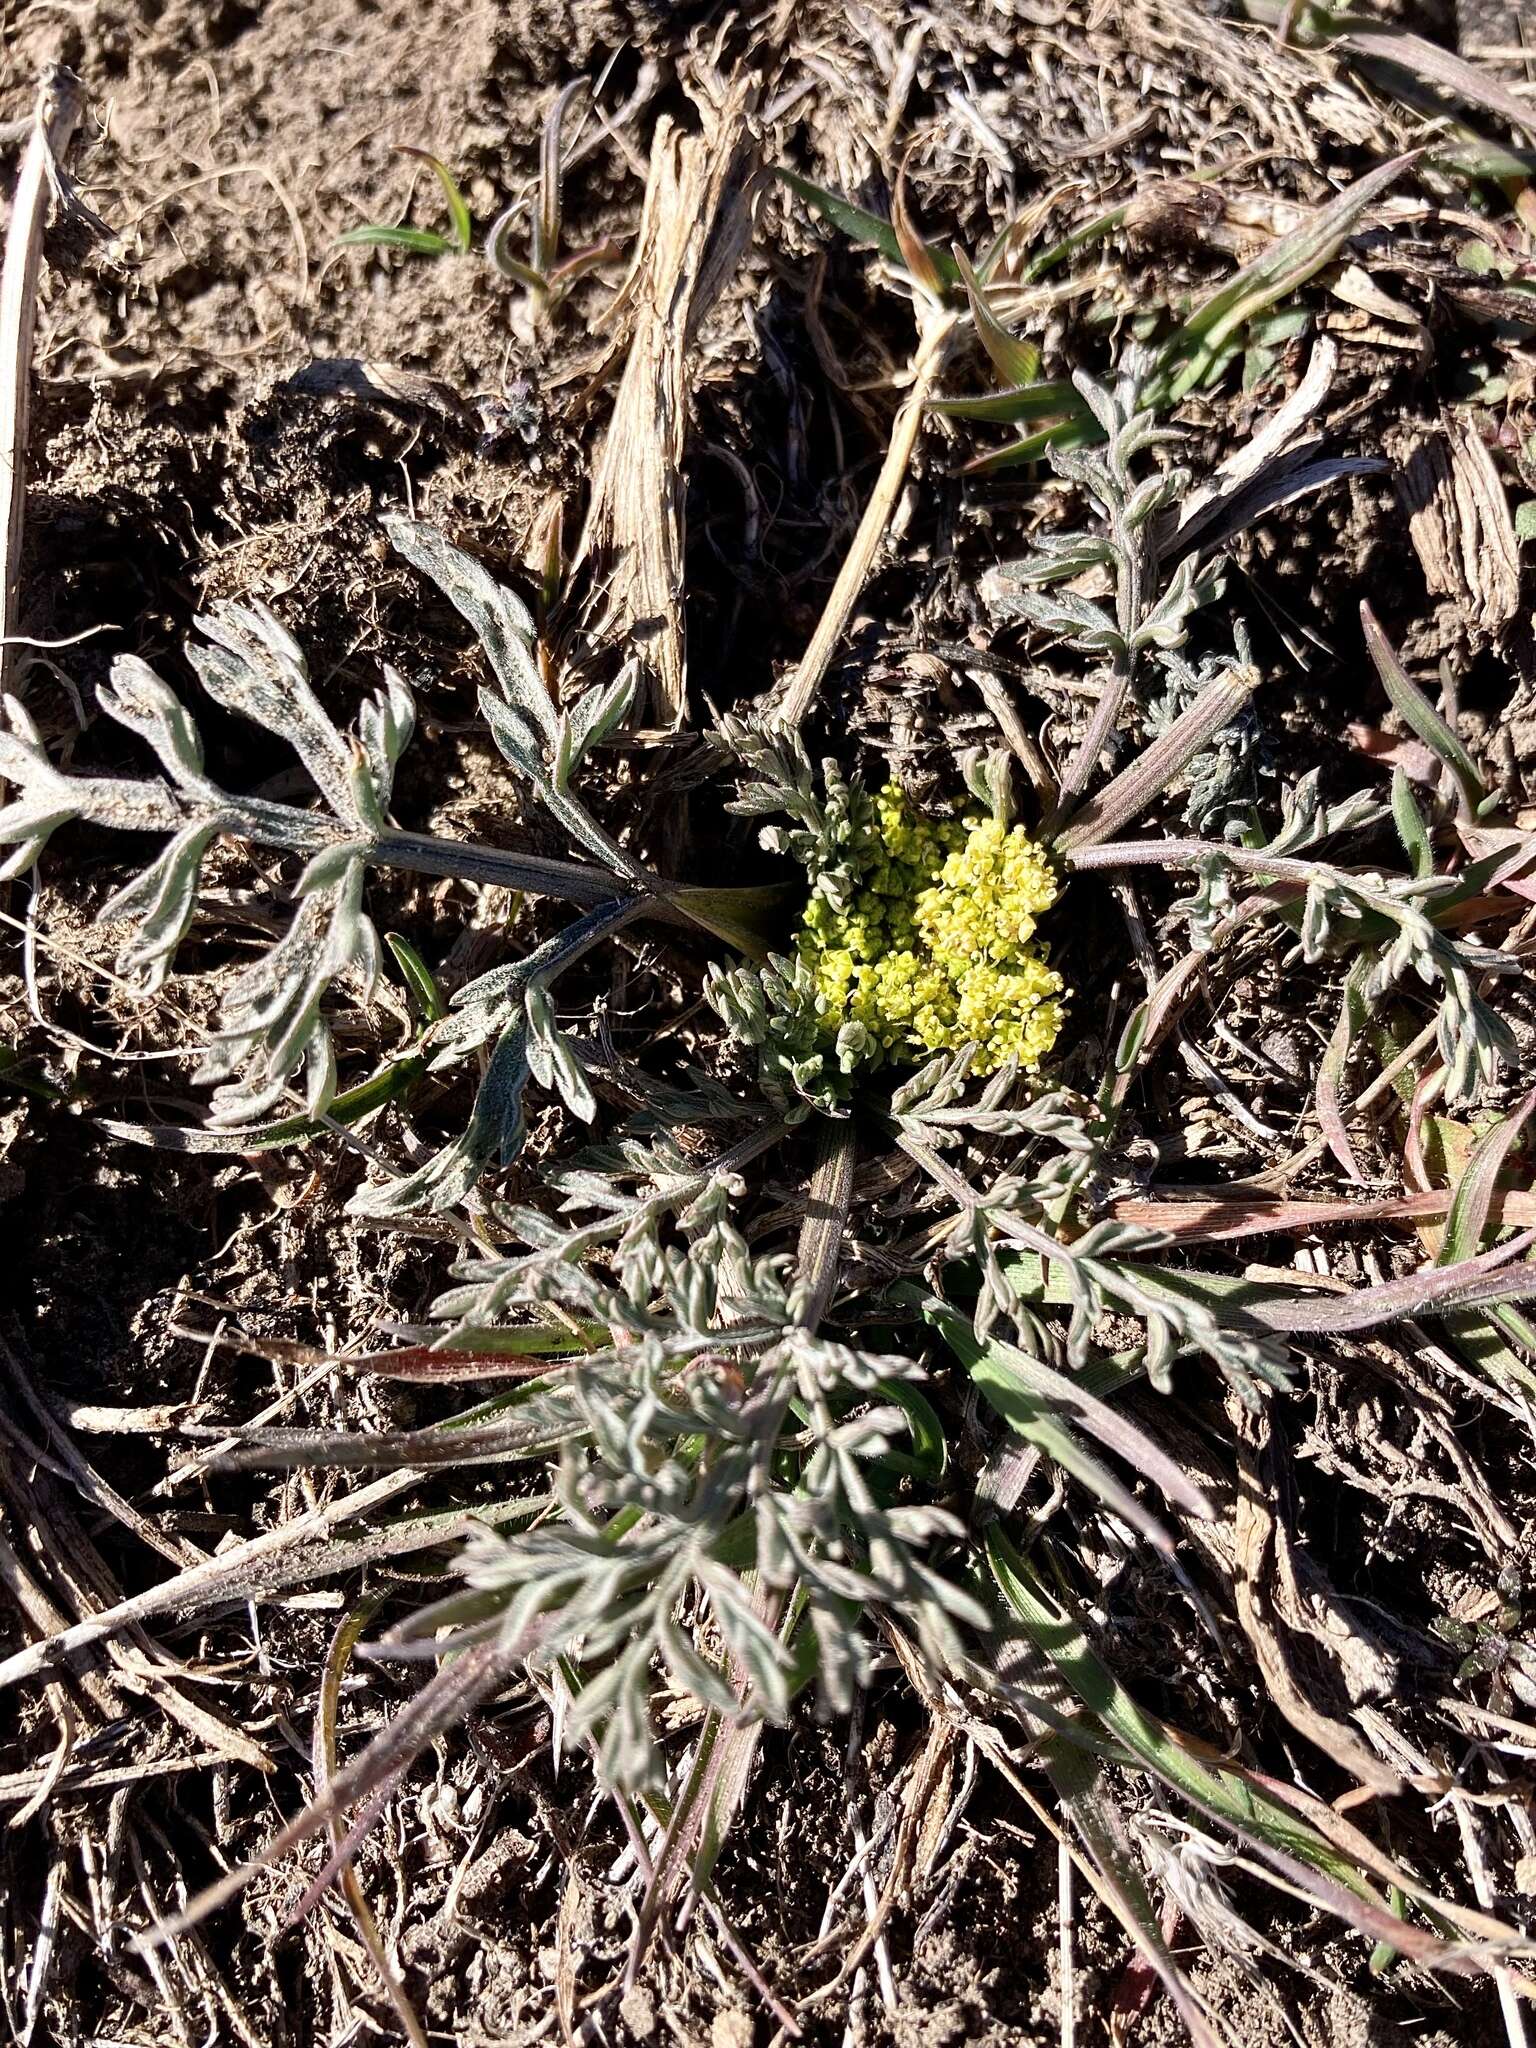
[794,783,1065,1077]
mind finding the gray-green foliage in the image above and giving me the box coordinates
[3,605,415,1123]
[1173,770,1517,1102]
[981,372,1232,819]
[403,1112,988,1790]
[0,519,651,1177]
[9,368,1531,1883]
[981,374,1516,1107]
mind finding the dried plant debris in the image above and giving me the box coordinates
[1396,410,1523,637]
[4,3,1536,2045]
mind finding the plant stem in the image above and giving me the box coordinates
[1065,835,1374,888]
[373,828,790,957]
[375,826,642,907]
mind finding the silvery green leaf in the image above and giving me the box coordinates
[525,985,597,1123]
[478,688,647,883]
[558,665,638,790]
[1122,470,1184,530]
[1003,586,1123,654]
[357,665,416,809]
[592,1643,657,1790]
[352,1023,532,1216]
[431,896,641,1069]
[1270,767,1323,852]
[541,778,647,885]
[293,837,374,896]
[804,1594,860,1714]
[1184,857,1232,949]
[889,1050,962,1118]
[0,696,183,849]
[98,657,215,795]
[304,1021,337,1118]
[384,514,556,748]
[188,603,363,826]
[103,818,221,991]
[0,825,58,880]
[476,679,546,778]
[198,867,381,1124]
[1131,556,1223,652]
[959,746,1012,824]
[1050,443,1118,502]
[1267,772,1383,856]
[700,1574,792,1720]
[1071,369,1122,440]
[0,792,84,877]
[993,534,1117,588]
[0,694,45,753]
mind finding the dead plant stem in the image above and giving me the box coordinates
[770,307,958,731]
[0,67,85,694]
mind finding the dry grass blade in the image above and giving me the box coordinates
[0,1389,275,1771]
[1171,336,1339,548]
[768,305,959,732]
[1040,1740,1225,2048]
[1337,24,1536,144]
[1153,150,1420,401]
[1245,1234,1536,1332]
[809,1716,958,1998]
[136,1639,521,1949]
[313,1598,429,2048]
[1315,959,1369,1183]
[1396,412,1522,637]
[1230,1403,1402,1797]
[1,66,86,692]
[534,80,585,279]
[1052,661,1257,854]
[1111,1185,1536,1244]
[0,1468,420,1692]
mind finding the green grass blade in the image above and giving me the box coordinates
[775,168,962,284]
[395,146,473,254]
[1150,152,1418,403]
[872,1379,948,1482]
[1442,1309,1536,1398]
[960,412,1103,472]
[930,379,1084,424]
[953,245,1041,386]
[986,1528,1381,1896]
[1439,1092,1535,1267]
[1362,602,1486,817]
[1021,200,1131,283]
[386,931,448,1021]
[337,225,456,257]
[1390,766,1434,881]
[929,1299,1208,1545]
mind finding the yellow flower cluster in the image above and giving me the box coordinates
[796,783,1065,1076]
